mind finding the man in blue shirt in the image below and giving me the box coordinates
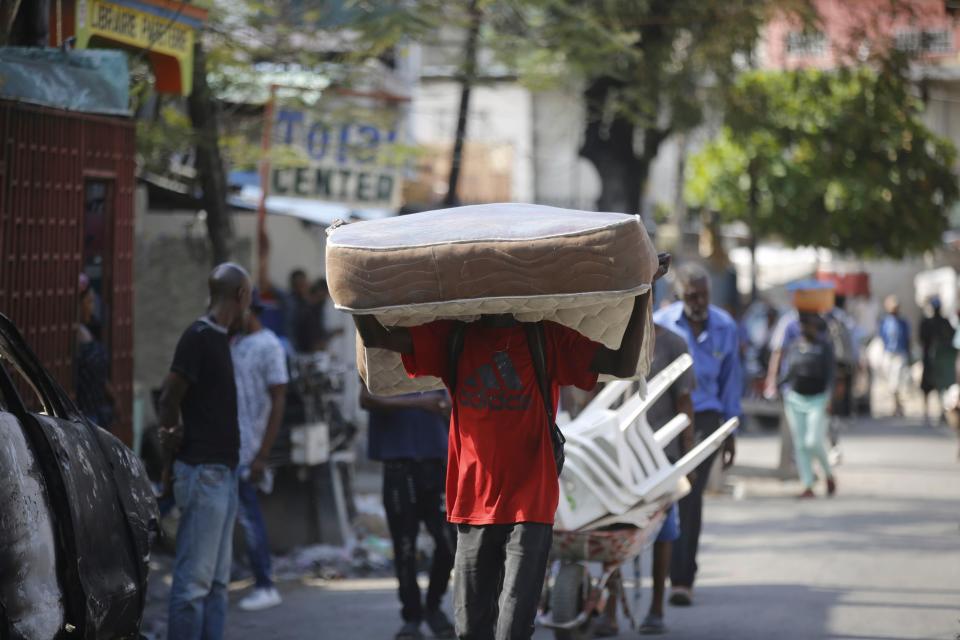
[360,387,456,640]
[654,263,742,607]
[879,294,911,417]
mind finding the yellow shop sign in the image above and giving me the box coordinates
[74,0,207,95]
[83,0,193,57]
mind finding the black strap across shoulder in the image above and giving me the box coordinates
[447,321,468,392]
[523,322,566,475]
[522,322,554,424]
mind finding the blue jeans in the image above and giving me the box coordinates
[237,475,274,589]
[168,461,239,640]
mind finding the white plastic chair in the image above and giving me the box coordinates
[562,444,636,514]
[558,354,694,497]
[638,418,740,504]
[557,418,739,530]
[556,458,625,529]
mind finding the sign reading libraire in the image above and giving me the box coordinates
[270,103,403,209]
[84,0,194,55]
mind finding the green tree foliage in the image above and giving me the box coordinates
[492,1,813,214]
[686,60,958,258]
[345,0,811,214]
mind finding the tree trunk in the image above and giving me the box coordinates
[3,0,49,46]
[444,0,481,208]
[579,78,669,216]
[187,40,232,265]
[0,0,22,45]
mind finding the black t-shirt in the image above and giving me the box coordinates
[171,318,239,468]
[293,300,327,353]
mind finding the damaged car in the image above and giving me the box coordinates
[0,313,158,639]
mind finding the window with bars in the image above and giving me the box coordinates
[894,29,954,55]
[785,31,828,57]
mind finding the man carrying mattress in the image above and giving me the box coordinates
[355,254,670,640]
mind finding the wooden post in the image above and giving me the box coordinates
[257,84,277,285]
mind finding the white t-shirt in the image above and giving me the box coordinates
[231,328,289,466]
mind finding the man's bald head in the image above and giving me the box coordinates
[207,263,252,333]
[209,263,251,304]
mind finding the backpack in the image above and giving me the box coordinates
[447,321,566,476]
[786,339,832,395]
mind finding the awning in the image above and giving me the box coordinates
[228,171,393,226]
[0,47,129,115]
[140,169,394,225]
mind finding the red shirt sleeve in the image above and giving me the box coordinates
[400,320,454,380]
[545,321,600,390]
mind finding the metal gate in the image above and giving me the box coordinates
[0,100,135,444]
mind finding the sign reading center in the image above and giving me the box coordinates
[270,107,402,208]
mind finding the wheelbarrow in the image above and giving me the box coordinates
[537,499,670,640]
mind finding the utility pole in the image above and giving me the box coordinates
[444,0,481,207]
[747,157,760,302]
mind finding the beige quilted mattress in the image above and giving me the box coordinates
[325,203,659,395]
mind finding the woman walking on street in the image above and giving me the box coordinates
[919,296,956,427]
[781,312,837,498]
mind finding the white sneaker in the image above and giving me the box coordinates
[239,587,282,611]
[829,446,843,467]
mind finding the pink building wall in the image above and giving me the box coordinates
[764,0,960,70]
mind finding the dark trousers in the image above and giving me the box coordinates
[237,478,273,588]
[453,522,553,640]
[383,459,457,623]
[671,410,722,589]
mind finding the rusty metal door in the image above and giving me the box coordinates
[0,100,135,444]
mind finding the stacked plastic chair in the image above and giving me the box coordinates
[556,355,739,531]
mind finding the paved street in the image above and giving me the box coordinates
[144,417,960,640]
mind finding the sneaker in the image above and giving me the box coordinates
[396,621,424,640]
[668,587,692,606]
[826,477,837,497]
[828,446,843,466]
[640,613,667,635]
[239,586,282,611]
[594,615,619,637]
[798,488,816,499]
[425,609,455,638]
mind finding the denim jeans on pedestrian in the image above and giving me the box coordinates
[237,474,274,589]
[168,461,239,640]
[453,522,553,640]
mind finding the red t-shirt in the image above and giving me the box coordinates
[401,320,600,525]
